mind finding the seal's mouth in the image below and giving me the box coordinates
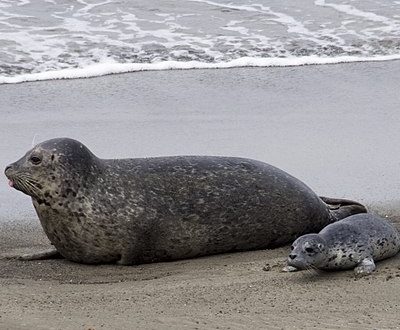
[287,257,309,270]
[5,173,42,198]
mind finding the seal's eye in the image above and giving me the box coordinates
[290,246,294,250]
[29,156,42,165]
[305,247,314,253]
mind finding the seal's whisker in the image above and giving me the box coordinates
[16,174,35,183]
[18,180,30,194]
[24,180,40,193]
[14,177,23,187]
[19,173,37,181]
[304,266,314,275]
[15,176,40,197]
[25,178,41,189]
[23,181,34,194]
[16,174,41,188]
[31,134,38,147]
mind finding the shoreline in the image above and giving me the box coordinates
[2,55,400,85]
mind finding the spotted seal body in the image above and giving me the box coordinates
[287,214,400,276]
[5,138,366,265]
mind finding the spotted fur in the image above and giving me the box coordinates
[5,138,367,265]
[287,214,400,276]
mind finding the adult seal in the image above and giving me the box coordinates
[286,213,400,276]
[4,138,366,265]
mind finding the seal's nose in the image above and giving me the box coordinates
[4,165,12,175]
[289,254,297,260]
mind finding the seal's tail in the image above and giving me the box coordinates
[319,196,367,221]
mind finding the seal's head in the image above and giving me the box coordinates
[4,138,100,202]
[287,234,328,269]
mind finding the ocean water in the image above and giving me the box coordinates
[0,0,400,83]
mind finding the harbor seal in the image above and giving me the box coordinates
[4,138,367,265]
[286,213,400,276]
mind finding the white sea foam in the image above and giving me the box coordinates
[2,54,400,85]
[0,0,399,82]
[315,0,397,25]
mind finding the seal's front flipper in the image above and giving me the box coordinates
[354,257,376,277]
[282,265,298,272]
[5,248,63,261]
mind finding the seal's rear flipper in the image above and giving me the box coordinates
[3,248,63,261]
[319,196,367,221]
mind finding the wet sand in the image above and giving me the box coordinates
[1,61,400,329]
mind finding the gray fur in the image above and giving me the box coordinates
[287,214,400,276]
[5,138,366,265]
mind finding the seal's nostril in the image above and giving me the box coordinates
[4,165,12,175]
[289,254,296,260]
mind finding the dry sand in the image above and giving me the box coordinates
[1,61,400,329]
[1,221,400,330]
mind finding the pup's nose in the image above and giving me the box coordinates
[289,254,297,260]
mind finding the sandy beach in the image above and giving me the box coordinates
[1,61,400,329]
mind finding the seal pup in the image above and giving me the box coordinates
[286,213,400,276]
[5,138,366,265]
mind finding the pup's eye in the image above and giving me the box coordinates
[290,246,294,250]
[30,156,42,165]
[305,247,314,253]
